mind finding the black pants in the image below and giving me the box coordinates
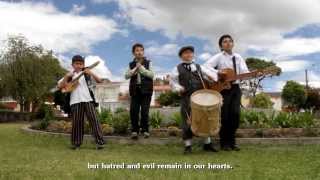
[70,102,105,146]
[130,87,152,133]
[219,84,242,147]
[180,95,193,140]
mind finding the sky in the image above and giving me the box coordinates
[0,0,320,92]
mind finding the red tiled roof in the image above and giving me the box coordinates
[153,85,171,91]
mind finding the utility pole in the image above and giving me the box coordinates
[305,69,309,89]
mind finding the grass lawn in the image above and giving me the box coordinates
[1,123,320,180]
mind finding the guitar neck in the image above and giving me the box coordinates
[227,71,259,81]
[227,68,277,82]
[71,72,85,83]
[69,62,99,83]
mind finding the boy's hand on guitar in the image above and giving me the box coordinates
[84,68,93,76]
[218,71,227,81]
[64,72,73,79]
[257,71,264,77]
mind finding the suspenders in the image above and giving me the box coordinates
[232,56,237,74]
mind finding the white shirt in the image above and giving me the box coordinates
[204,51,249,84]
[169,60,218,92]
[58,72,93,105]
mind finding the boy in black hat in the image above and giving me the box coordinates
[125,43,154,139]
[58,55,105,150]
[170,46,219,154]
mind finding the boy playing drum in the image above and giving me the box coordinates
[170,46,219,154]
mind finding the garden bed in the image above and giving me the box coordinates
[29,119,320,138]
[23,125,320,145]
[28,107,320,141]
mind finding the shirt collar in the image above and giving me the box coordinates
[134,57,146,62]
[181,59,195,64]
[222,51,234,57]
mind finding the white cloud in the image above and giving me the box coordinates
[198,52,213,61]
[91,0,115,4]
[276,60,311,72]
[0,1,119,54]
[265,38,320,59]
[85,56,112,79]
[109,0,320,55]
[57,55,116,80]
[145,43,178,57]
[70,4,86,15]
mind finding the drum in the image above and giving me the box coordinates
[190,89,223,137]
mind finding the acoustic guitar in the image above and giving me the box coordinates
[209,66,281,92]
[60,61,100,93]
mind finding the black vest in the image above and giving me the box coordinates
[129,59,153,96]
[177,63,204,96]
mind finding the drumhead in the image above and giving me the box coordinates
[191,90,221,106]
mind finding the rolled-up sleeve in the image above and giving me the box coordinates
[238,55,249,73]
[125,67,136,80]
[204,54,219,71]
[201,65,218,82]
[139,62,154,79]
[169,66,184,92]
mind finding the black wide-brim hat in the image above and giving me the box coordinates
[178,46,194,57]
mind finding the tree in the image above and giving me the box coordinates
[282,80,306,110]
[0,36,66,112]
[242,58,281,97]
[251,93,273,109]
[156,91,180,107]
[304,88,320,110]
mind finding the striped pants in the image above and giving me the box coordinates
[70,102,105,146]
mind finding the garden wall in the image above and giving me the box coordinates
[0,110,34,122]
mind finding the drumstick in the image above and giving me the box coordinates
[197,70,207,89]
[185,110,192,125]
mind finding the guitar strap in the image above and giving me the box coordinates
[232,56,237,74]
[232,56,237,84]
[84,74,99,107]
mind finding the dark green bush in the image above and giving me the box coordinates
[98,108,113,125]
[251,93,273,108]
[37,104,55,130]
[112,111,130,134]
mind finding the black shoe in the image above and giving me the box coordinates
[221,145,232,151]
[70,145,80,150]
[183,146,192,154]
[231,144,240,151]
[96,144,104,150]
[203,143,218,152]
[131,132,138,140]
